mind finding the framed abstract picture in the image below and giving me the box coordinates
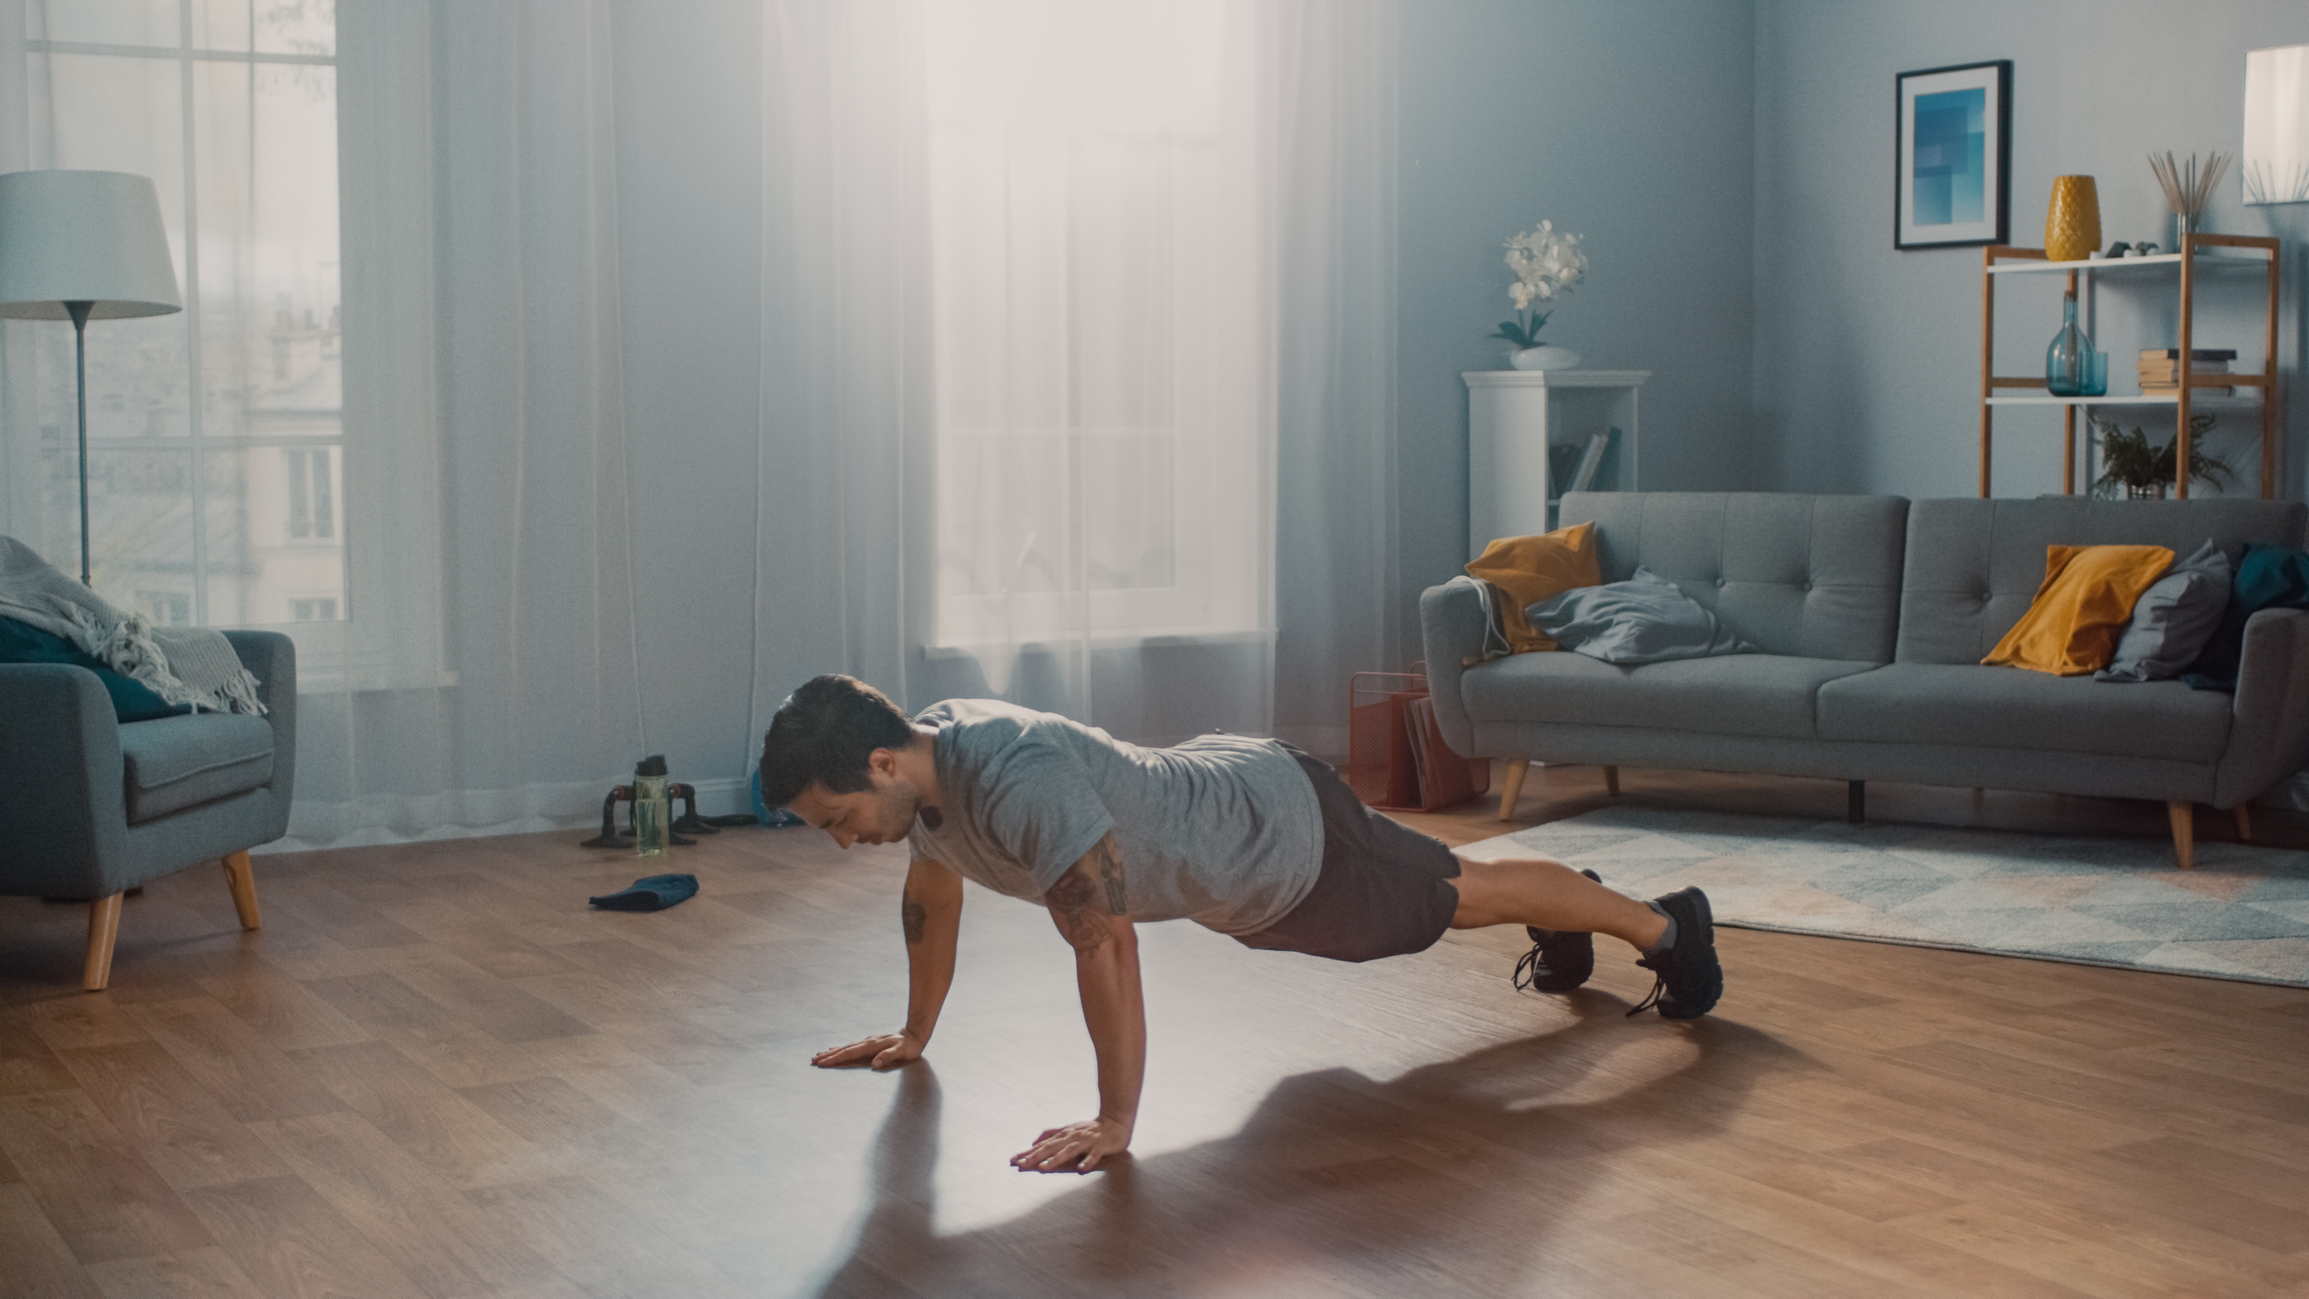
[1895,60,2012,249]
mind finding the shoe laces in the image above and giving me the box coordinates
[1512,941,1547,993]
[1625,966,1667,1017]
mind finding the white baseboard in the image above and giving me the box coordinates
[684,777,754,818]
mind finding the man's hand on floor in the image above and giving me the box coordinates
[1011,1114,1133,1173]
[810,1031,923,1070]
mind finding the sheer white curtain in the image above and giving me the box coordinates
[754,0,1396,750]
[0,0,649,849]
[288,0,647,847]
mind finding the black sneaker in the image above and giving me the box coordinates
[1513,869,1603,993]
[1627,887,1722,1020]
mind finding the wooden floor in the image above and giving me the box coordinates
[3,763,2307,1298]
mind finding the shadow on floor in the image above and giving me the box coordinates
[808,998,1806,1298]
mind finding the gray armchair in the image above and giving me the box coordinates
[0,630,295,989]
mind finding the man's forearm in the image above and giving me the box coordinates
[902,864,963,1044]
[1074,923,1146,1125]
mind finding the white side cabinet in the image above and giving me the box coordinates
[1463,369,1647,559]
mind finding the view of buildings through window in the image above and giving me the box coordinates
[25,1,341,628]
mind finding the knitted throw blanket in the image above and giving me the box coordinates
[0,536,266,715]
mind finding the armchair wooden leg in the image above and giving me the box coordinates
[222,851,262,930]
[84,893,123,992]
[2167,801,2195,871]
[1497,759,1530,821]
[2232,803,2253,844]
[1603,765,1620,797]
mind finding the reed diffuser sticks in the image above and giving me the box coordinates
[2149,151,2231,236]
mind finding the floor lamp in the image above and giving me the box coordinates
[0,170,183,587]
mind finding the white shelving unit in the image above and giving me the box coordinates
[1978,236,2280,497]
[1463,369,1646,559]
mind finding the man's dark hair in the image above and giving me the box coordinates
[759,675,917,806]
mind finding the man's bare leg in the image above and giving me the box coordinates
[1446,855,1665,952]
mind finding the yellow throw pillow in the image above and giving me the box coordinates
[1982,544,2175,676]
[1466,521,1602,653]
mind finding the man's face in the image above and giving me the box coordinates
[789,754,920,849]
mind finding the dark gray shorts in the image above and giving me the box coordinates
[1232,744,1463,962]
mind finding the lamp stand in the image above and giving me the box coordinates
[66,299,92,586]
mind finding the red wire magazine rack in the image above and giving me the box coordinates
[1345,667,1489,812]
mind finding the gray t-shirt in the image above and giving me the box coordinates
[906,699,1323,935]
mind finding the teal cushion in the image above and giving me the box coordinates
[0,616,190,723]
[118,713,275,824]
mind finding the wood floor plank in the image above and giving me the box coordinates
[453,1075,624,1157]
[299,971,554,1089]
[260,876,430,952]
[179,1175,431,1299]
[24,996,151,1055]
[247,1111,578,1298]
[460,1176,755,1299]
[364,949,597,1046]
[56,1041,294,1192]
[121,999,346,1125]
[82,1246,269,1299]
[287,1040,550,1190]
[194,966,375,1054]
[0,1181,102,1299]
[0,1091,213,1265]
[0,1008,80,1097]
[1833,1137,2309,1295]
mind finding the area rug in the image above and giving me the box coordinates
[1458,806,2309,988]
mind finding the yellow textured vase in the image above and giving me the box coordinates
[2044,175,2102,262]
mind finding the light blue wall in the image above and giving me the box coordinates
[1756,0,2309,500]
[1397,0,1760,639]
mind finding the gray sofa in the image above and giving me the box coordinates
[0,630,296,988]
[1419,492,2309,868]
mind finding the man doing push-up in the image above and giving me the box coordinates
[764,674,1722,1174]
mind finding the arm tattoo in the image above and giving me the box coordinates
[901,893,928,945]
[1045,835,1127,954]
[1095,836,1127,915]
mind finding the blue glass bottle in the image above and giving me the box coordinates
[2046,289,2092,397]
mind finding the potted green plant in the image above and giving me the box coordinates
[2090,415,2232,499]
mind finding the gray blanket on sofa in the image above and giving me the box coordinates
[0,536,265,715]
[1529,567,1757,665]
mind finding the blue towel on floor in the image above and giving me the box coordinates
[588,873,698,911]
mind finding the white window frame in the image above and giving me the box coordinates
[29,4,450,693]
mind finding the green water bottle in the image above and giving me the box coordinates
[634,755,669,858]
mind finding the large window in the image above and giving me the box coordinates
[926,0,1268,647]
[24,0,342,628]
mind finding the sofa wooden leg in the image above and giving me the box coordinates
[2232,804,2253,844]
[1602,765,1620,797]
[1848,780,1865,825]
[2167,801,2195,871]
[222,851,262,930]
[1497,759,1530,821]
[84,893,123,992]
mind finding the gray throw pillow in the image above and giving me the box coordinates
[2095,538,2236,683]
[1528,567,1758,665]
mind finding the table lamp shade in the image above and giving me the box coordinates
[0,170,181,319]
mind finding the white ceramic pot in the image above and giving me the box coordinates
[1508,344,1581,371]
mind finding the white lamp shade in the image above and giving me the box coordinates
[0,170,182,320]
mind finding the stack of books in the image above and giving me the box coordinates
[2139,348,2236,395]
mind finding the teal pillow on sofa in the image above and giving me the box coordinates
[0,616,192,723]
